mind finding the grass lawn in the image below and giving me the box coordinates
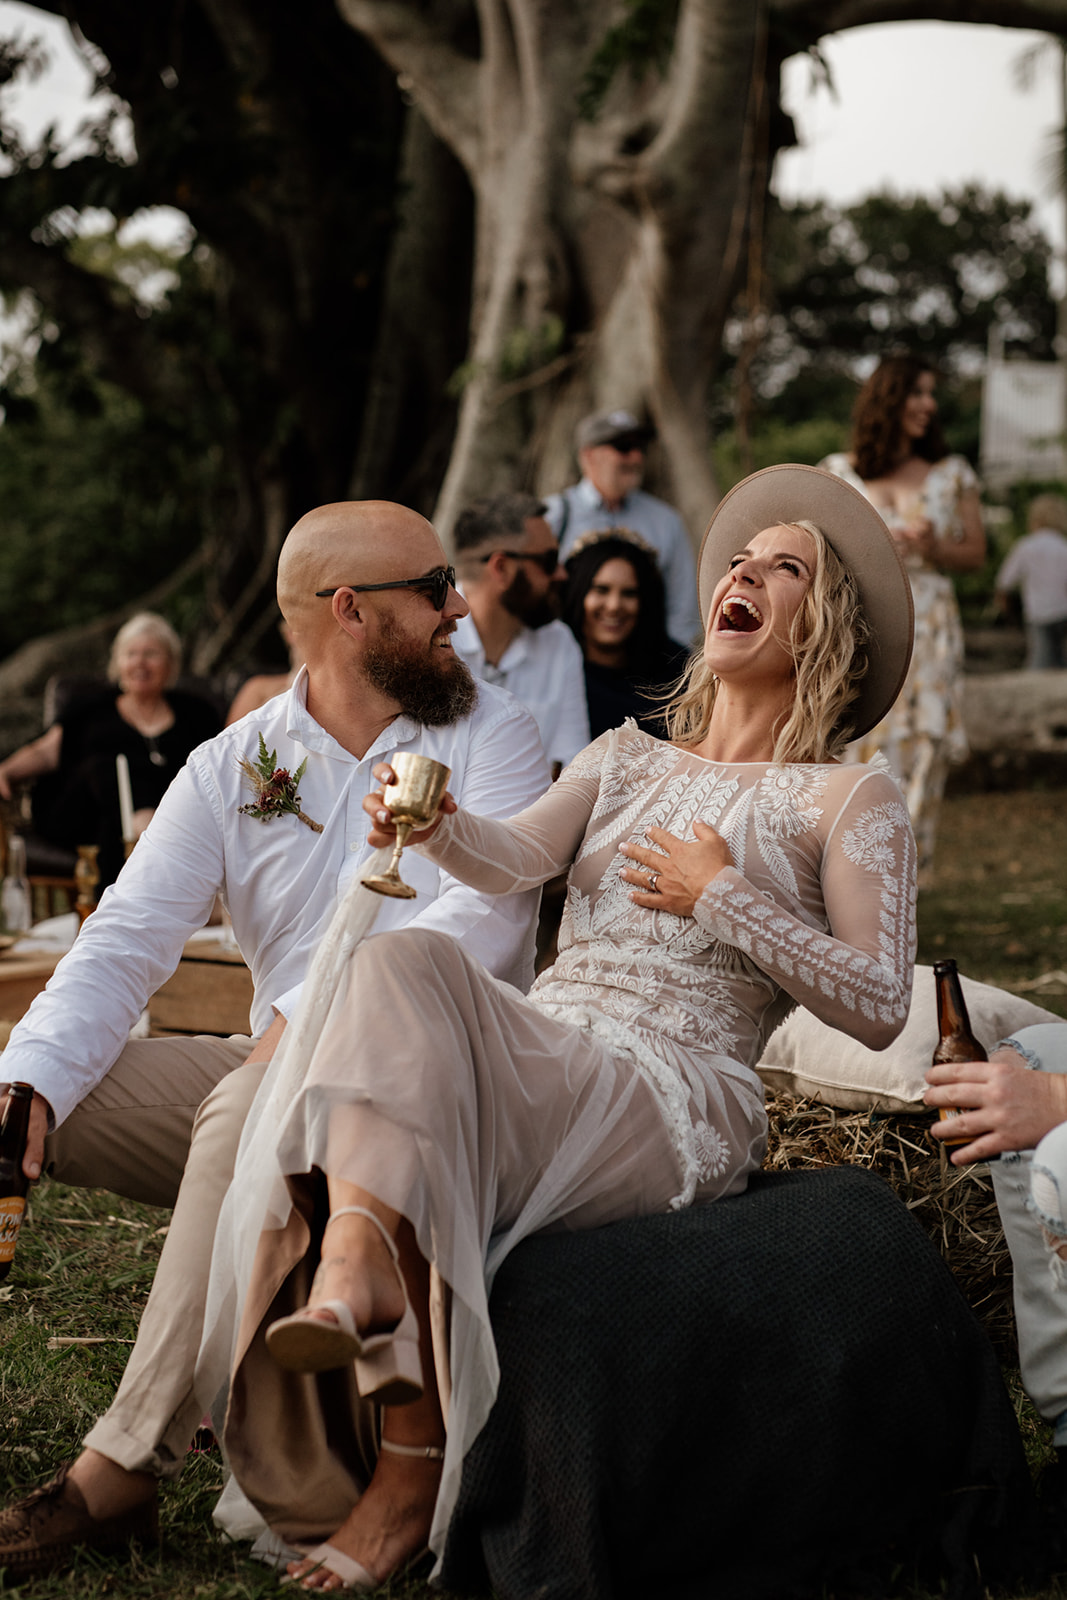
[2,781,1067,1597]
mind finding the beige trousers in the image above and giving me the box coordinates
[41,1033,260,1476]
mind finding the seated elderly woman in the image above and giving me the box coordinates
[0,613,220,892]
[178,463,918,1592]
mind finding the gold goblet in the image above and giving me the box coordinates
[361,752,452,900]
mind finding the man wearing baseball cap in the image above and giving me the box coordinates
[543,409,701,645]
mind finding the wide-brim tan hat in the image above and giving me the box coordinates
[697,463,914,740]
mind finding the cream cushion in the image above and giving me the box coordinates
[757,965,1064,1112]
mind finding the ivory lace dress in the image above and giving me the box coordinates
[819,452,979,877]
[206,723,916,1566]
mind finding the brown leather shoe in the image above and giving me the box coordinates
[0,1463,158,1578]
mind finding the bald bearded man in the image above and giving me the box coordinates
[0,502,548,1577]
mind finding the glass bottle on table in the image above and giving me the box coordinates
[1,834,32,936]
[0,1082,34,1281]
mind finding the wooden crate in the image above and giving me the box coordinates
[0,950,62,1024]
[148,937,253,1037]
[0,936,253,1043]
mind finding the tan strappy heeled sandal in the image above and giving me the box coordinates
[265,1206,422,1403]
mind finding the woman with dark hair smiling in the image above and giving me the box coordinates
[561,532,690,737]
[820,352,985,884]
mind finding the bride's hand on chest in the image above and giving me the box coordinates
[618,822,733,917]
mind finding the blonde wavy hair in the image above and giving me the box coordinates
[665,520,870,763]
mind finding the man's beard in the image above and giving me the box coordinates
[364,621,479,726]
[501,567,559,631]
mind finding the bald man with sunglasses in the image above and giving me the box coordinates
[451,493,589,775]
[0,502,550,1574]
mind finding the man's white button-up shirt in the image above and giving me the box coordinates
[452,613,590,769]
[4,669,550,1126]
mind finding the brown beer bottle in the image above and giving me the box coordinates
[0,1082,34,1281]
[932,959,987,1149]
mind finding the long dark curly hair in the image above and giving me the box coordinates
[851,354,948,480]
[562,535,678,674]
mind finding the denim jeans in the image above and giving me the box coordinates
[990,1023,1067,1442]
[1025,616,1067,670]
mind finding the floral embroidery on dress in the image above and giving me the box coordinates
[710,764,828,897]
[695,766,913,1027]
[428,723,916,1208]
[694,1122,731,1179]
[758,766,828,834]
[842,801,910,874]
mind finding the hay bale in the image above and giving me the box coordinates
[764,1090,1016,1359]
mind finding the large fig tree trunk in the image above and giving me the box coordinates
[339,0,774,547]
[338,0,1067,550]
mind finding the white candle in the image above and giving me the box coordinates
[116,754,135,844]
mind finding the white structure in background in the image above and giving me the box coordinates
[981,333,1067,488]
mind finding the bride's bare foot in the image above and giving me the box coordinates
[286,1443,442,1591]
[304,1209,405,1337]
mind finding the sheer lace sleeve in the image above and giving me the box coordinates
[416,736,606,893]
[694,769,916,1048]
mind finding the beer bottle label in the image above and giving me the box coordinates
[0,1195,26,1263]
[937,1104,970,1148]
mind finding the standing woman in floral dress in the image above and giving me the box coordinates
[195,464,918,1593]
[820,353,985,884]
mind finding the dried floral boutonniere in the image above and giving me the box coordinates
[238,734,323,833]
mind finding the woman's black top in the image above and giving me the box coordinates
[582,640,690,740]
[33,687,221,889]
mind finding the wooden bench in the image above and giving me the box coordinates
[0,936,253,1038]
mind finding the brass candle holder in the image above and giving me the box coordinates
[74,845,100,926]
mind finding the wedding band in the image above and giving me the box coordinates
[648,872,660,893]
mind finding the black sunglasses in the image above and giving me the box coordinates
[605,436,647,455]
[481,549,561,576]
[315,566,457,612]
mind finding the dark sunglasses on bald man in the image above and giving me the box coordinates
[316,566,457,612]
[480,548,561,576]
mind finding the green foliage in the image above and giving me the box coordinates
[918,791,1067,1015]
[498,315,566,382]
[578,0,679,120]
[774,184,1052,371]
[0,0,407,667]
[0,317,221,658]
[713,416,847,491]
[722,184,1056,453]
[66,229,187,308]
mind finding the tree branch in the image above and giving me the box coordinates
[0,233,183,407]
[771,0,1067,37]
[336,0,482,174]
[0,544,208,704]
[645,0,757,191]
